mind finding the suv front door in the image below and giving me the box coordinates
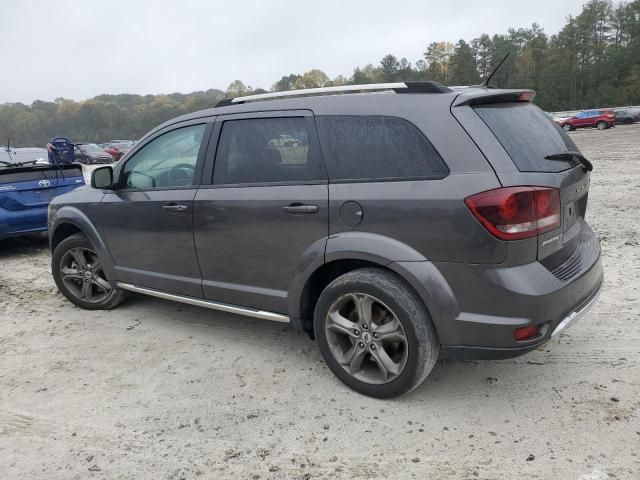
[194,111,328,314]
[101,121,212,297]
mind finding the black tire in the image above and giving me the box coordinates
[562,124,572,132]
[596,121,608,130]
[314,268,439,398]
[52,233,126,310]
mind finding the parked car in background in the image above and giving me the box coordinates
[1,147,84,241]
[103,141,136,160]
[614,109,639,124]
[556,110,616,131]
[74,143,115,164]
[48,82,603,398]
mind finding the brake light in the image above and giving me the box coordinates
[465,187,561,240]
[514,325,540,341]
[517,91,535,102]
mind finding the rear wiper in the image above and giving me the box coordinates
[545,151,593,172]
[0,159,40,168]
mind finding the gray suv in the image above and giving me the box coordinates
[48,82,603,398]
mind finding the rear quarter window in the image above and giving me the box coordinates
[474,103,579,173]
[315,115,448,182]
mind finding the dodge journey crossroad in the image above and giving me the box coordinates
[48,82,603,398]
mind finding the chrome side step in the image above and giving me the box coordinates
[116,283,290,323]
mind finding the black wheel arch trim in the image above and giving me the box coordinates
[287,231,460,341]
[49,206,117,282]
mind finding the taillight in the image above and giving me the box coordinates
[517,91,535,102]
[514,325,540,341]
[465,187,561,240]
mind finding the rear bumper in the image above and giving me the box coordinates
[440,278,603,359]
[397,229,604,359]
[0,206,48,241]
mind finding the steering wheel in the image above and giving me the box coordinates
[168,163,195,187]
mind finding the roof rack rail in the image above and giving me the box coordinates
[216,81,453,107]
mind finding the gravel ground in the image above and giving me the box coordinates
[1,124,639,479]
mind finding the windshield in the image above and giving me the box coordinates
[82,143,107,154]
[110,143,131,150]
[474,102,580,173]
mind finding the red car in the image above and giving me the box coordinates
[556,110,616,131]
[102,141,135,160]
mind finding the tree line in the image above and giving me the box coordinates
[2,0,639,147]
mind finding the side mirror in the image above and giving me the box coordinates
[91,166,114,189]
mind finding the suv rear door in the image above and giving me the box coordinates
[452,94,596,271]
[193,110,328,314]
[574,111,592,128]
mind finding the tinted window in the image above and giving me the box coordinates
[213,117,325,185]
[122,124,205,189]
[315,116,448,181]
[474,103,580,173]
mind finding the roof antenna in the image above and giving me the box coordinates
[480,52,510,88]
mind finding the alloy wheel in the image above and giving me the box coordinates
[59,247,112,303]
[324,293,408,384]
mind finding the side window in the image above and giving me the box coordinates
[121,124,206,189]
[315,115,448,181]
[213,117,325,185]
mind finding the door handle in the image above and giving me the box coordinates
[282,203,319,214]
[163,203,189,213]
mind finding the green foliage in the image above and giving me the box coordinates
[0,90,224,147]
[2,0,639,146]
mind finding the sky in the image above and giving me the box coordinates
[2,0,588,104]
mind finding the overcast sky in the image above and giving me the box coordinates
[2,0,587,104]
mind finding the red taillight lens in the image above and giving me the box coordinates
[465,187,560,240]
[514,325,540,341]
[517,91,535,102]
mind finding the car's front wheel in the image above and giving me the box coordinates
[562,124,572,131]
[314,268,439,398]
[52,233,126,310]
[596,121,608,130]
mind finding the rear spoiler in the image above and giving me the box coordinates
[452,89,536,107]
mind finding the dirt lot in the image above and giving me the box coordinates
[1,125,639,479]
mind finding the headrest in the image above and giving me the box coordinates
[261,148,282,166]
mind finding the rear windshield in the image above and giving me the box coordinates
[474,102,580,173]
[0,166,83,184]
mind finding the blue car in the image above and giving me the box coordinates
[1,147,85,241]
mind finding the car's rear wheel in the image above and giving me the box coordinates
[562,124,572,131]
[596,121,608,130]
[52,233,126,310]
[314,268,438,398]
